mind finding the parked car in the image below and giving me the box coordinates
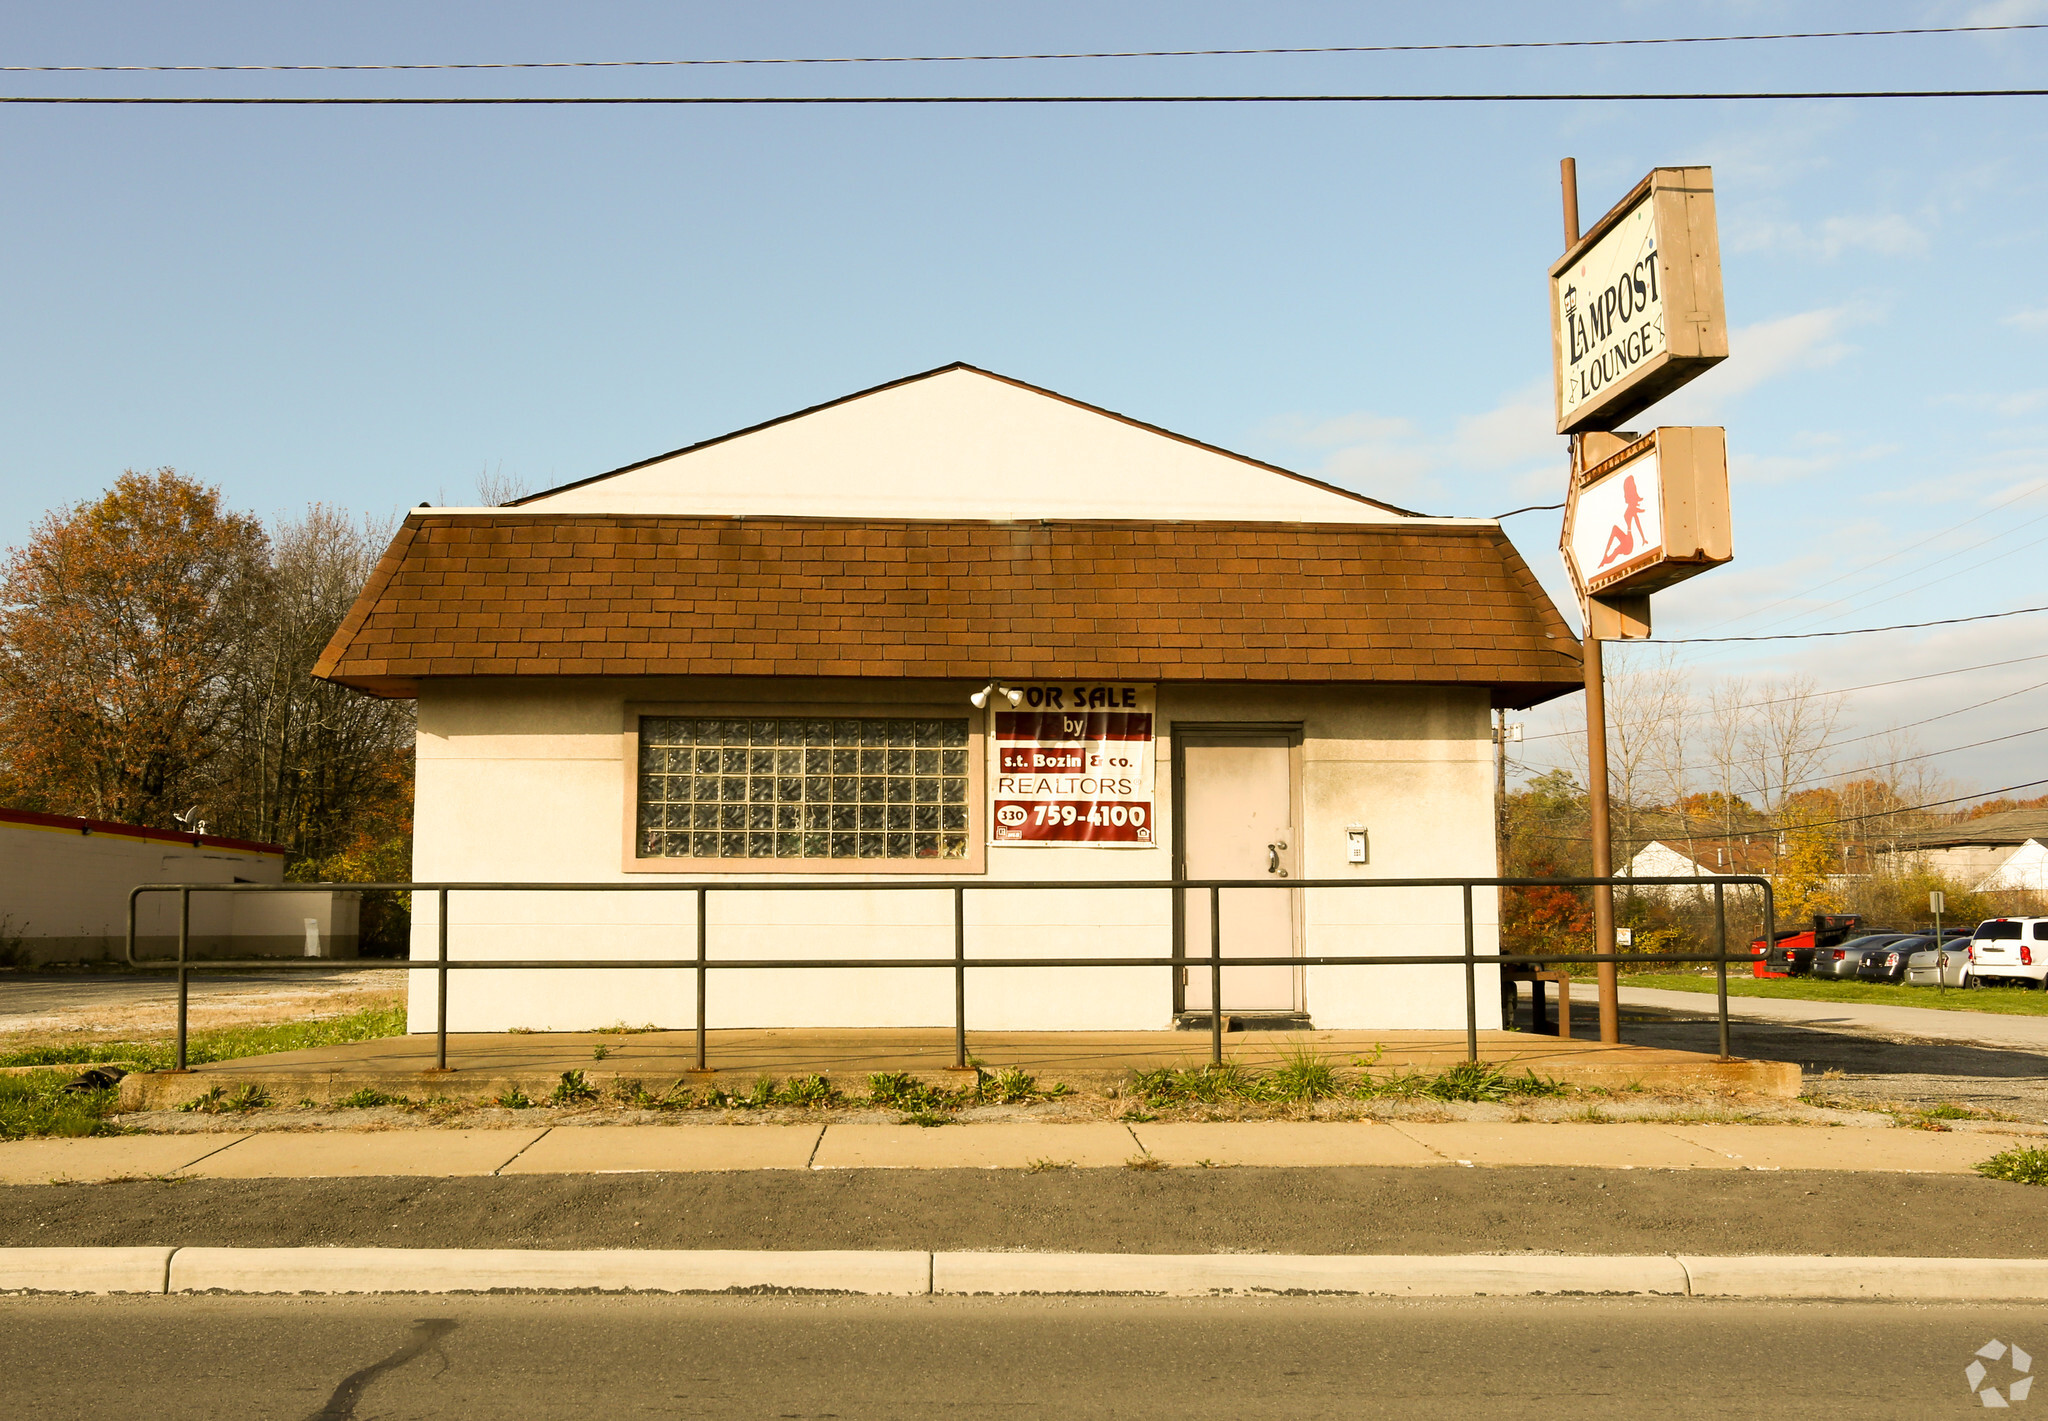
[1813,933,1912,980]
[1752,914,1866,978]
[1856,935,1934,984]
[1906,940,1972,988]
[1965,918,2048,989]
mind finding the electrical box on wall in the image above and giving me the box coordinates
[1346,824,1368,865]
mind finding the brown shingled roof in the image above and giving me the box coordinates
[313,514,1583,706]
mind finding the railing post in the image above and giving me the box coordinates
[1209,884,1223,1068]
[175,887,190,1072]
[694,886,709,1074]
[435,887,449,1072]
[1462,883,1477,1063]
[953,886,967,1071]
[1713,881,1730,1059]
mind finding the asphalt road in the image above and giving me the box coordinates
[1621,984,2048,1051]
[0,968,393,1018]
[0,1294,2034,1419]
[6,1168,2045,1257]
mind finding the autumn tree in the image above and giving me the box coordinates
[212,505,414,862]
[0,470,267,825]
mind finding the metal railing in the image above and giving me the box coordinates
[125,874,1771,1074]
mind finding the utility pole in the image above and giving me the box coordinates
[1560,157,1622,1046]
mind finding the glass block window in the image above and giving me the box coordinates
[637,716,972,860]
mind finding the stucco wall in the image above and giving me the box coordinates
[0,821,360,964]
[408,676,1502,1033]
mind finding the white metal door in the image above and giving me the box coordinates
[1181,735,1298,1012]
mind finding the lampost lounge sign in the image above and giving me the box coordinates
[1551,166,1728,435]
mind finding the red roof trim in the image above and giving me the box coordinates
[0,805,285,856]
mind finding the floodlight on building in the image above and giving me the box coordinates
[969,682,1024,709]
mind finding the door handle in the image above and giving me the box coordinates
[1268,841,1288,877]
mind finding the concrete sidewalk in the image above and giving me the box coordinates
[3,1119,2038,1185]
[1621,985,2048,1051]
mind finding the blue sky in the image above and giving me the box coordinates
[2,1,2044,803]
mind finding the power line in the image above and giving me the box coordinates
[1734,497,2048,638]
[1493,502,1564,518]
[1,89,2046,106]
[1522,653,2048,744]
[1647,602,2048,644]
[1693,478,2048,635]
[6,24,2040,71]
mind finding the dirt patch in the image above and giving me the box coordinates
[0,970,399,1048]
[6,1167,2048,1257]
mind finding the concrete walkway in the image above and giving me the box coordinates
[113,1024,1797,1108]
[2,1119,2037,1186]
[1621,985,2048,1051]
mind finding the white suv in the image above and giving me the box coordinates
[1966,918,2048,989]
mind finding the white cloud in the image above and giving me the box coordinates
[1260,381,1558,514]
[1730,434,1899,487]
[2005,307,2048,331]
[1965,0,2048,25]
[1727,213,1930,261]
[1940,388,2048,417]
[1658,304,1872,421]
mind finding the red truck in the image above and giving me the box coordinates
[1750,914,1864,978]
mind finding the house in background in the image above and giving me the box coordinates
[1882,808,2048,888]
[314,364,1582,1034]
[0,807,358,964]
[1975,839,2048,893]
[1622,839,1725,902]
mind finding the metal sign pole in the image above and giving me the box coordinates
[1562,156,1623,1046]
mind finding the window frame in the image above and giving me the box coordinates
[621,700,986,875]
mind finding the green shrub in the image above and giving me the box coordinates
[1978,1147,2048,1186]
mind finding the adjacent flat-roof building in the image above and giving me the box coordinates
[316,365,1581,1033]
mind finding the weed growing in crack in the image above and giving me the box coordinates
[494,1085,534,1109]
[549,1070,600,1106]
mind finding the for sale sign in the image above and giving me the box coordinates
[989,683,1156,847]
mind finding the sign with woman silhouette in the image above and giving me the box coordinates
[1562,427,1731,601]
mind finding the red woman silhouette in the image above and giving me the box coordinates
[1599,474,1650,570]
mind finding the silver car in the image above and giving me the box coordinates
[1906,941,1971,987]
[1811,933,1911,980]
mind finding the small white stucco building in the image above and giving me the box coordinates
[0,807,359,964]
[314,365,1581,1034]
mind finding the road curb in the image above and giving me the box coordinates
[8,1248,2048,1299]
[168,1247,931,1295]
[932,1252,1690,1296]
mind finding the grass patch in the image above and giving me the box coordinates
[177,1083,272,1114]
[1977,1146,2048,1186]
[332,1087,410,1110]
[0,1001,407,1072]
[1124,1154,1167,1171]
[1026,1157,1074,1172]
[1130,1054,1564,1107]
[0,1070,129,1139]
[1622,972,2048,1016]
[864,1071,959,1114]
[979,1066,1070,1105]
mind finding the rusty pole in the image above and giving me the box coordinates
[1561,157,1622,1046]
